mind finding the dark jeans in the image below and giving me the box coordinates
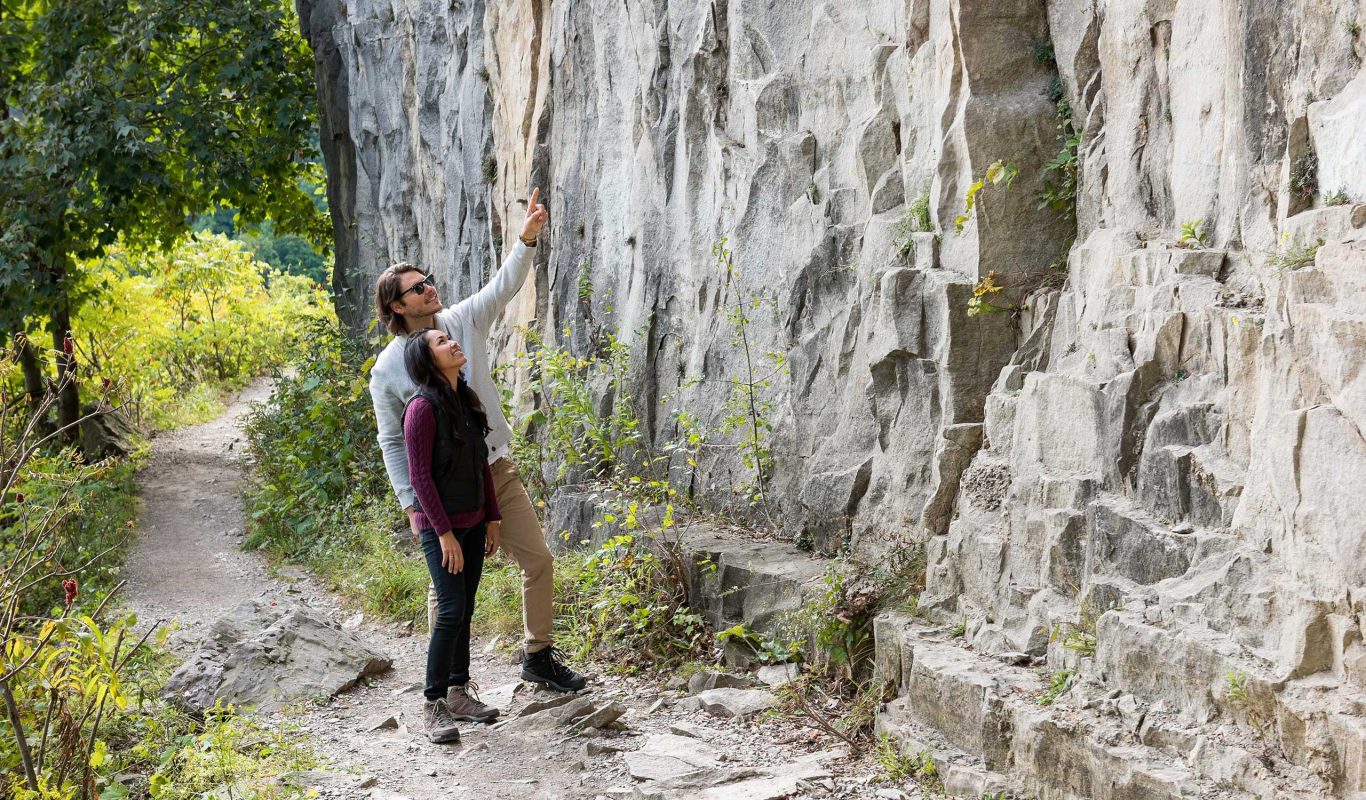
[420,524,486,701]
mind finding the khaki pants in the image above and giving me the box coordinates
[427,457,554,653]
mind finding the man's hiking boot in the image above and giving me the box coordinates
[520,646,587,693]
[422,699,461,744]
[445,681,499,722]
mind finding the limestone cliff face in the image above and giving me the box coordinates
[302,0,1366,794]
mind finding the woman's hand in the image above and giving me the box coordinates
[485,521,501,556]
[519,187,549,242]
[439,532,464,575]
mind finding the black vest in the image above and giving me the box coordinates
[405,390,488,518]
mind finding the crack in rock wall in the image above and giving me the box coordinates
[301,0,1366,794]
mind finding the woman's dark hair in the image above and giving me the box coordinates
[402,331,490,439]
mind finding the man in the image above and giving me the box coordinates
[368,187,586,697]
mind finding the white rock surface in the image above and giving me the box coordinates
[298,0,1366,794]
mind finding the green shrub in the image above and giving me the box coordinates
[515,327,643,489]
[68,233,332,430]
[0,379,315,800]
[555,533,708,669]
[242,322,389,561]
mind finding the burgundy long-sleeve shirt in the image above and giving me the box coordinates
[403,396,501,535]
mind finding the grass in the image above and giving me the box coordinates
[1039,669,1075,705]
[1062,629,1097,656]
[145,381,229,430]
[893,193,934,255]
[1269,239,1321,270]
[875,734,943,792]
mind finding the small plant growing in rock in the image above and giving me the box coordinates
[914,750,944,792]
[894,192,934,255]
[814,562,879,681]
[576,256,594,303]
[1039,668,1076,705]
[950,616,968,638]
[1322,188,1351,205]
[715,237,785,510]
[1062,629,1097,656]
[955,160,1018,234]
[876,737,941,790]
[1178,219,1210,248]
[481,154,498,184]
[1226,670,1250,704]
[717,623,803,664]
[967,269,1024,317]
[1290,150,1318,203]
[807,180,821,204]
[1269,238,1322,270]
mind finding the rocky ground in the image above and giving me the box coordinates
[121,381,928,800]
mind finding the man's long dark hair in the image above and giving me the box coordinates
[402,331,490,440]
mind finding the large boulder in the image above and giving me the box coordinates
[162,599,391,714]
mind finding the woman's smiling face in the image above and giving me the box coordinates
[424,329,467,373]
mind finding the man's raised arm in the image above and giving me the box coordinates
[454,187,549,332]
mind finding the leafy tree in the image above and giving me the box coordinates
[0,0,328,444]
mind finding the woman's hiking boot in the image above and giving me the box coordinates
[445,681,499,722]
[422,699,462,744]
[520,646,587,693]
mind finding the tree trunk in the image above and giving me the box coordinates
[14,328,46,422]
[49,253,81,447]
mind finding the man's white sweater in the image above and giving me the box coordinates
[368,241,532,512]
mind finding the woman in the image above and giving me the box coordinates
[403,328,503,743]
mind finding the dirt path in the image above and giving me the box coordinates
[122,381,899,800]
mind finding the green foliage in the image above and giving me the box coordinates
[1269,238,1322,271]
[875,733,919,781]
[813,563,878,682]
[1322,188,1352,206]
[68,234,330,429]
[1039,669,1076,705]
[894,193,934,255]
[716,238,785,509]
[0,0,327,349]
[576,256,594,303]
[556,534,709,669]
[5,452,141,617]
[515,328,642,486]
[1290,151,1319,203]
[954,160,1018,234]
[1057,599,1101,656]
[241,322,390,562]
[966,270,1023,317]
[1225,670,1249,704]
[143,704,317,800]
[1038,99,1079,220]
[0,382,315,799]
[716,623,803,665]
[950,617,968,638]
[875,736,942,791]
[1177,219,1210,249]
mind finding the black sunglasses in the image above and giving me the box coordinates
[400,273,436,298]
